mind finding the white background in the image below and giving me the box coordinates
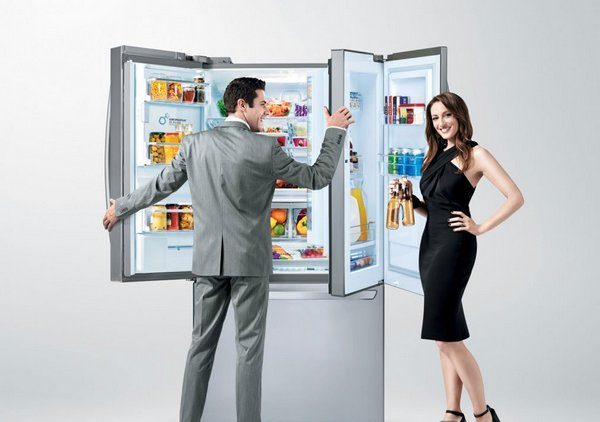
[1,1,598,421]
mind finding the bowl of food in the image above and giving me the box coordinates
[266,100,292,117]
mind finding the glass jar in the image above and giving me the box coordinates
[194,84,205,103]
[150,205,167,231]
[183,85,196,103]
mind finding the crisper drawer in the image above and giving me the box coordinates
[388,241,419,275]
[135,232,193,273]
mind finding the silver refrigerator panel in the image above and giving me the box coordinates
[200,283,384,422]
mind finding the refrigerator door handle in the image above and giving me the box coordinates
[104,90,111,209]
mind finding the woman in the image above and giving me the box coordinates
[401,92,524,422]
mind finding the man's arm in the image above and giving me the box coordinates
[103,137,189,231]
[271,107,353,190]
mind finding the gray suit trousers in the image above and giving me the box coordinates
[180,276,269,422]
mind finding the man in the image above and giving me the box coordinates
[103,77,353,421]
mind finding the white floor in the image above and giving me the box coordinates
[383,285,585,422]
[2,284,588,422]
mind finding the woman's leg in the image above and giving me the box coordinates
[436,341,491,421]
[439,350,463,420]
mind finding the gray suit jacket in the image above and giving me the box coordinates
[115,121,346,276]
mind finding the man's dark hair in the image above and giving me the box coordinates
[223,77,266,114]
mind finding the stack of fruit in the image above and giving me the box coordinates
[299,246,324,259]
[270,209,287,237]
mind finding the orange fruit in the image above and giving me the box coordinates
[271,209,287,224]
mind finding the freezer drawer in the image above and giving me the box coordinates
[200,283,384,421]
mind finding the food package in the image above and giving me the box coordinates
[264,126,284,133]
[164,132,182,143]
[179,206,194,230]
[292,138,307,147]
[149,145,165,164]
[167,82,183,102]
[149,132,165,142]
[150,205,167,231]
[150,80,167,101]
[274,179,298,189]
[272,245,292,260]
[266,100,291,117]
[292,123,307,137]
[166,204,179,231]
[299,246,324,259]
[164,145,180,164]
[149,132,166,164]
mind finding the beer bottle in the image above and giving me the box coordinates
[386,181,401,230]
[400,184,415,226]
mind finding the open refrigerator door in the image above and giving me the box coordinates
[329,50,385,297]
[108,46,331,281]
[382,47,447,294]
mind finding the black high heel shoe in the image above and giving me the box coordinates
[441,409,466,422]
[474,404,500,421]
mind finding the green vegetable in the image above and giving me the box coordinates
[217,99,228,117]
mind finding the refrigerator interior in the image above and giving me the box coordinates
[382,54,441,294]
[125,62,329,277]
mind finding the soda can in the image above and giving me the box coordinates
[388,147,397,174]
[400,148,411,164]
[395,161,406,175]
[396,148,406,174]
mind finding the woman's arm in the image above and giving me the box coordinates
[451,147,524,235]
[412,194,428,218]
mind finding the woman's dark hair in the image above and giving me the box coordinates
[223,77,266,114]
[423,92,474,173]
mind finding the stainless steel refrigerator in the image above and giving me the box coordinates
[106,45,447,421]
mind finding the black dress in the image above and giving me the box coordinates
[419,141,478,341]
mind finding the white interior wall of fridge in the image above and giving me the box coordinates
[383,55,441,294]
[341,52,385,295]
[130,63,204,274]
[205,67,330,274]
[127,63,330,276]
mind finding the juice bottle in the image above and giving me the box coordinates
[350,187,368,241]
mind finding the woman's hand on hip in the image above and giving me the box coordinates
[448,211,481,236]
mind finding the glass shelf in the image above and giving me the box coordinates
[350,240,375,251]
[273,257,327,265]
[261,132,288,137]
[146,141,182,146]
[147,77,210,86]
[141,230,194,234]
[271,236,308,241]
[263,116,307,121]
[145,100,207,108]
[386,173,422,179]
[349,222,375,247]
